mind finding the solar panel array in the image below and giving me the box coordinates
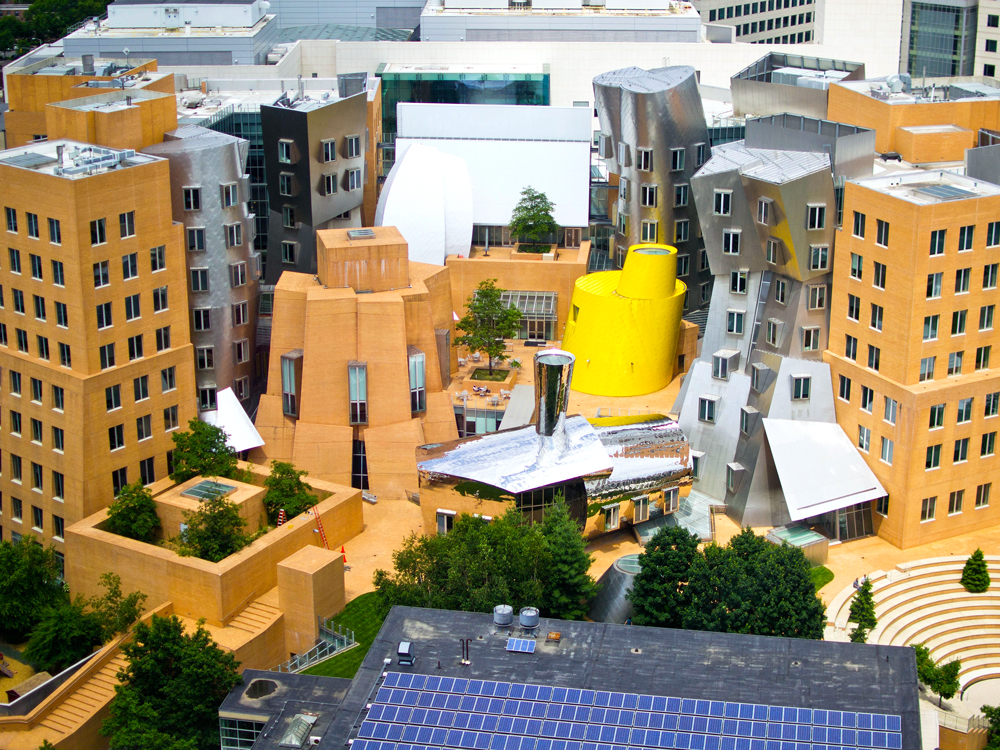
[354,673,903,750]
[507,639,537,654]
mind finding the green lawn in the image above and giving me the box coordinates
[302,592,386,679]
[810,566,835,592]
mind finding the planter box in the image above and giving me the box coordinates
[513,243,558,261]
[461,366,519,392]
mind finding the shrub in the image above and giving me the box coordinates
[169,420,239,482]
[262,461,315,524]
[961,548,990,593]
[848,577,877,643]
[177,492,251,563]
[105,482,161,543]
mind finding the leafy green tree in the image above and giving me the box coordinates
[105,482,161,543]
[101,615,241,750]
[90,572,148,641]
[913,644,962,706]
[24,597,103,673]
[169,420,239,482]
[628,525,700,628]
[981,703,1000,750]
[0,535,65,641]
[508,186,559,250]
[538,498,597,620]
[961,548,990,593]
[454,279,523,375]
[176,492,250,563]
[848,577,878,643]
[262,461,315,524]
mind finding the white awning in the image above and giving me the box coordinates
[202,387,264,453]
[762,418,886,521]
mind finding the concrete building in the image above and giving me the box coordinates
[251,226,459,499]
[901,0,979,78]
[827,170,1000,548]
[143,126,262,415]
[977,0,1000,76]
[593,66,714,316]
[692,0,819,44]
[673,114,886,538]
[62,0,280,66]
[0,140,197,557]
[731,52,866,119]
[418,0,702,43]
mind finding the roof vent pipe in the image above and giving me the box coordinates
[297,74,304,101]
[534,349,575,437]
[82,54,95,75]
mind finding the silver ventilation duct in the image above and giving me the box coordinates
[534,349,575,437]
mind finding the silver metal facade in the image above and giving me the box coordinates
[593,66,713,310]
[142,126,260,415]
[744,114,876,180]
[731,52,865,118]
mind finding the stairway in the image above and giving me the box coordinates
[227,600,281,635]
[37,653,126,736]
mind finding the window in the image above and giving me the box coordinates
[766,239,779,264]
[731,270,748,294]
[959,225,975,251]
[923,314,938,340]
[957,267,972,294]
[99,343,115,370]
[850,253,863,280]
[957,397,974,424]
[35,336,47,360]
[948,351,964,376]
[233,302,248,326]
[93,260,109,288]
[122,252,138,281]
[873,262,886,290]
[125,294,140,321]
[698,397,718,423]
[151,246,166,271]
[792,375,811,400]
[636,148,653,171]
[161,366,176,392]
[884,397,897,425]
[881,437,894,466]
[437,510,456,535]
[109,424,125,451]
[977,345,992,371]
[11,497,21,521]
[846,334,858,361]
[52,261,64,287]
[867,345,880,371]
[186,228,205,252]
[53,472,64,499]
[4,207,15,233]
[861,385,874,413]
[225,223,242,248]
[618,177,629,202]
[986,264,999,290]
[677,255,690,277]
[96,302,112,329]
[723,230,740,255]
[727,310,745,335]
[346,135,362,159]
[674,220,689,243]
[106,384,122,411]
[847,294,860,321]
[808,285,826,310]
[191,268,209,293]
[408,350,426,413]
[930,403,946,429]
[193,309,211,331]
[32,505,42,530]
[10,410,21,435]
[853,211,866,238]
[927,272,942,298]
[137,414,152,442]
[926,444,942,470]
[278,140,293,163]
[953,310,967,335]
[281,241,297,264]
[809,245,828,271]
[807,204,826,230]
[988,392,1000,418]
[712,355,730,380]
[151,286,168,313]
[197,347,214,370]
[751,364,766,393]
[983,431,996,457]
[839,375,851,401]
[348,169,362,191]
[871,304,884,332]
[876,219,889,247]
[949,490,964,515]
[775,279,787,305]
[222,183,238,208]
[696,143,708,166]
[991,64,1000,77]
[127,335,143,361]
[112,468,128,496]
[119,211,135,239]
[955,437,970,464]
[183,187,201,211]
[757,199,771,225]
[930,229,946,256]
[10,370,21,396]
[671,148,685,171]
[140,457,155,486]
[235,339,249,364]
[155,326,170,352]
[199,387,217,411]
[323,173,338,196]
[134,375,149,402]
[10,455,21,483]
[639,184,659,208]
[766,320,779,347]
[164,405,178,431]
[982,304,995,331]
[348,362,368,425]
[989,221,1000,247]
[858,425,871,452]
[714,190,732,216]
[52,385,64,411]
[30,378,41,404]
[90,218,107,246]
[876,496,889,516]
[640,220,658,243]
[977,483,992,508]
[33,295,45,321]
[282,206,296,229]
[29,254,42,281]
[322,140,336,163]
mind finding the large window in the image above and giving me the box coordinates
[409,349,426,413]
[349,362,367,425]
[281,354,299,417]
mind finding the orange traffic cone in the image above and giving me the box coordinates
[341,545,347,563]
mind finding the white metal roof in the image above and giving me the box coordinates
[762,418,886,521]
[202,387,265,452]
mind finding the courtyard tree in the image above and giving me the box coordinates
[914,644,962,707]
[177,491,251,563]
[628,525,700,628]
[508,186,559,251]
[105,481,162,543]
[961,548,990,593]
[454,279,522,376]
[848,577,878,643]
[169,420,239,482]
[0,535,65,640]
[262,460,316,524]
[102,614,241,750]
[981,703,1000,750]
[539,498,597,620]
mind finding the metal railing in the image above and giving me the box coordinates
[66,12,107,35]
[936,710,988,733]
[272,617,356,673]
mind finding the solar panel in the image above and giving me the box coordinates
[0,152,58,169]
[915,184,976,201]
[507,638,537,653]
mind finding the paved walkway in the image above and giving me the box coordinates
[341,496,425,602]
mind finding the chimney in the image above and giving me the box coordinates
[56,144,64,164]
[82,54,95,75]
[534,349,575,437]
[297,74,304,101]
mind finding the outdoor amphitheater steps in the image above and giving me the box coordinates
[825,555,1000,690]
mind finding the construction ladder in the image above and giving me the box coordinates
[312,507,330,549]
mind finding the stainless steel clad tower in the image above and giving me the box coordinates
[143,126,261,416]
[593,66,714,314]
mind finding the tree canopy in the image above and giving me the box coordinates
[0,534,66,641]
[454,279,523,375]
[913,644,961,707]
[961,548,990,593]
[176,491,252,563]
[628,527,825,639]
[105,481,162,543]
[0,0,110,55]
[538,499,597,620]
[262,460,315,524]
[169,420,240,483]
[102,614,241,750]
[848,577,878,643]
[981,703,1000,750]
[508,187,559,250]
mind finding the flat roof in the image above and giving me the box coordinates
[852,169,1000,205]
[379,63,546,75]
[65,13,274,37]
[0,140,161,180]
[7,55,157,76]
[836,78,1000,104]
[422,2,698,16]
[695,141,830,183]
[319,607,921,750]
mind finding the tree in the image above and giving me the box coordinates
[454,279,523,375]
[105,482,161,543]
[102,614,241,750]
[169,420,239,482]
[961,548,990,593]
[508,186,559,250]
[628,525,700,628]
[848,577,878,643]
[538,498,597,620]
[0,535,65,641]
[914,644,962,707]
[177,492,250,563]
[90,573,148,641]
[981,703,1000,750]
[262,461,315,524]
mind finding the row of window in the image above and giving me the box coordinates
[854,211,1000,253]
[618,144,708,177]
[0,323,72,366]
[191,303,250,335]
[715,191,826,230]
[840,378,999,431]
[707,0,812,22]
[278,169,362,198]
[920,484,992,522]
[190,265,250,293]
[107,408,181,450]
[843,329,994,379]
[733,14,813,38]
[1,496,65,540]
[92,247,167,289]
[1,287,70,327]
[6,411,65,452]
[278,135,362,166]
[5,249,65,285]
[186,224,246,252]
[181,184,240,212]
[5,209,137,247]
[4,373,65,410]
[111,457,160,496]
[2,455,66,500]
[93,327,173,368]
